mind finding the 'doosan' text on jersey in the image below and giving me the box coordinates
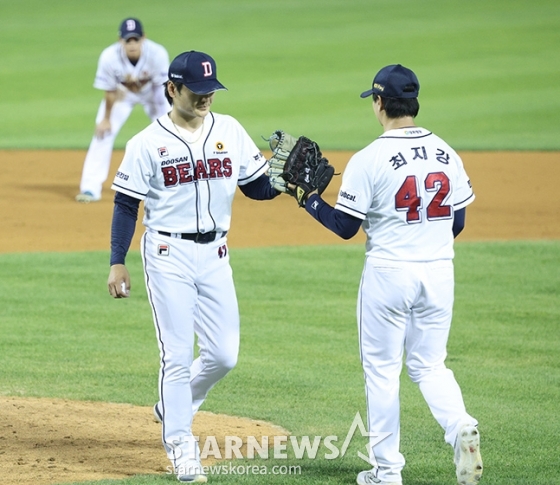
[335,127,475,262]
[111,112,267,233]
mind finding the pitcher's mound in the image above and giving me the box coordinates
[1,396,289,485]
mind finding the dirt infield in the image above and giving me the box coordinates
[1,150,559,255]
[0,149,559,484]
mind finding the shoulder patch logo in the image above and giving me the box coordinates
[158,147,169,157]
[339,189,358,203]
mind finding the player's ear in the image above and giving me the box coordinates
[167,81,176,98]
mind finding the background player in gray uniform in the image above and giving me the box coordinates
[296,65,482,485]
[76,18,169,203]
[107,50,280,483]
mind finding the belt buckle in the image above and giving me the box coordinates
[195,232,215,244]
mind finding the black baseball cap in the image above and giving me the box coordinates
[360,64,420,99]
[119,18,144,40]
[168,51,227,95]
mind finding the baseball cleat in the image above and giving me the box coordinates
[356,470,401,485]
[176,460,207,483]
[455,425,483,485]
[152,403,162,423]
[75,191,99,203]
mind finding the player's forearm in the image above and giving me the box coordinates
[305,194,362,240]
[110,192,140,265]
[239,173,281,200]
[103,91,117,120]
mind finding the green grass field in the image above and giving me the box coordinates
[1,243,559,484]
[1,0,559,150]
[1,1,559,484]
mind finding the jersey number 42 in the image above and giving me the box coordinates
[395,172,452,223]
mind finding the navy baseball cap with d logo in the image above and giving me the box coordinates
[168,51,227,95]
[360,64,420,99]
[119,18,144,40]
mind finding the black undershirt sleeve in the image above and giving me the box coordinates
[110,192,141,266]
[239,173,281,200]
[305,194,467,240]
[304,194,362,240]
[452,207,466,238]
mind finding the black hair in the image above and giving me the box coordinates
[373,93,419,118]
[163,81,183,105]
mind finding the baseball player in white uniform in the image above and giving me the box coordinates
[76,18,170,203]
[299,65,482,485]
[106,50,281,483]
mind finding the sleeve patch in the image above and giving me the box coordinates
[339,189,359,203]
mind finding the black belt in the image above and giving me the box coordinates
[157,231,227,244]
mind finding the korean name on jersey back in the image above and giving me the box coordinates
[388,145,452,170]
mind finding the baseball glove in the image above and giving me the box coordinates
[267,130,335,207]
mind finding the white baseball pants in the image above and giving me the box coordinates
[141,230,239,468]
[358,258,477,483]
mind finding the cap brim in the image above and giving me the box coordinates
[186,80,228,95]
[360,89,374,98]
[121,33,143,40]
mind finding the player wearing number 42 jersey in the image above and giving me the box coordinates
[299,65,482,485]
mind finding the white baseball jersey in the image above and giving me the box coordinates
[111,112,268,232]
[94,39,169,100]
[78,39,170,200]
[110,110,268,471]
[342,126,478,483]
[335,127,474,261]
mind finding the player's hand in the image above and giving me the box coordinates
[287,183,318,202]
[95,119,112,139]
[108,264,130,298]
